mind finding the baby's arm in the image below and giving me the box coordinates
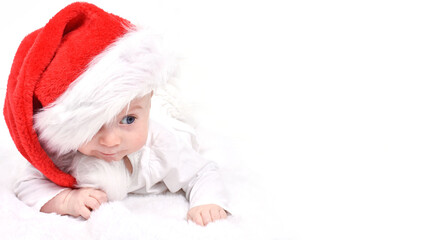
[182,162,230,226]
[161,150,230,226]
[41,187,107,219]
[15,163,107,219]
[147,120,231,226]
[160,152,230,226]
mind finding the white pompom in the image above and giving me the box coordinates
[68,153,131,201]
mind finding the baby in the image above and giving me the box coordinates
[5,2,229,226]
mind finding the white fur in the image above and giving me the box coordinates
[68,153,130,201]
[33,26,175,155]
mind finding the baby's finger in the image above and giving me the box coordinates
[89,189,108,204]
[219,209,228,219]
[85,196,101,211]
[80,206,92,220]
[210,208,221,221]
[192,213,204,226]
[201,210,212,226]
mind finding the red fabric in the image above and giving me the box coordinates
[3,2,132,187]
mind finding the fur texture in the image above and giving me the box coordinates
[68,153,130,201]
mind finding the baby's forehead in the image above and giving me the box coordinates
[123,94,151,111]
[133,94,151,105]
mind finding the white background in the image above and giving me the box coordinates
[1,1,425,239]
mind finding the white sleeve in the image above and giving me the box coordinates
[182,161,231,212]
[14,163,67,211]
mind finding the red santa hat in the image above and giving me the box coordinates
[3,2,170,187]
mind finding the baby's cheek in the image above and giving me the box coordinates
[132,133,148,150]
[77,144,90,156]
[127,120,149,151]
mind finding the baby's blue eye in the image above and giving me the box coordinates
[120,116,136,125]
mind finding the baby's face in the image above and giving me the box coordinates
[77,92,152,162]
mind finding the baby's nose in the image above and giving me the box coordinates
[98,127,121,147]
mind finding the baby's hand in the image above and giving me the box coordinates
[64,187,108,219]
[187,204,227,226]
[41,187,108,220]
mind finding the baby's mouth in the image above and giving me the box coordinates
[101,152,116,156]
[98,151,122,161]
